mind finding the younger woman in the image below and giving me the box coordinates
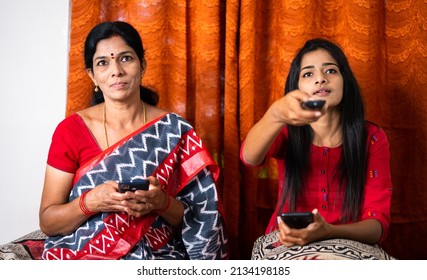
[241,38,394,259]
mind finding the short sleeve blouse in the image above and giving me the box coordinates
[47,114,101,173]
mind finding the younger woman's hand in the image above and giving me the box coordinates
[271,90,324,126]
[277,209,329,247]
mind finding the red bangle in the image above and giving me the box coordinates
[155,191,171,214]
[79,190,97,216]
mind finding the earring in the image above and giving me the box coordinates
[94,85,99,92]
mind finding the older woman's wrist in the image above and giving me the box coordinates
[155,190,171,214]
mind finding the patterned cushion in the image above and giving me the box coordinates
[0,230,46,260]
[252,231,396,260]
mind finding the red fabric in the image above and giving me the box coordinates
[241,122,392,243]
[47,114,101,173]
[18,240,45,260]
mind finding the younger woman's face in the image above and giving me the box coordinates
[298,49,344,108]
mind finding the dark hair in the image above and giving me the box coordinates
[280,38,367,223]
[84,21,159,106]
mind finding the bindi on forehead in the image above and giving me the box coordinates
[110,53,115,59]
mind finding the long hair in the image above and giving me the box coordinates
[84,21,159,106]
[279,38,367,223]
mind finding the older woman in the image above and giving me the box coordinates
[39,21,228,260]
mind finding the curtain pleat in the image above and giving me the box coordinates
[223,0,241,259]
[67,0,427,259]
[382,0,427,259]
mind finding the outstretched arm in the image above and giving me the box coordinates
[242,90,323,166]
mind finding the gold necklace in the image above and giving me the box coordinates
[103,102,146,148]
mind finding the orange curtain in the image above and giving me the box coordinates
[67,0,427,259]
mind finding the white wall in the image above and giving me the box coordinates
[0,0,70,244]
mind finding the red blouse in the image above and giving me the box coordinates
[47,114,101,173]
[241,122,393,242]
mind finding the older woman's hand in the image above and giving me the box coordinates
[120,176,168,218]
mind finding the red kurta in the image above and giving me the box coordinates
[241,122,392,242]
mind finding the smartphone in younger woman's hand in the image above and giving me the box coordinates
[280,212,314,229]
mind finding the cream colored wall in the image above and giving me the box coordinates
[0,0,69,244]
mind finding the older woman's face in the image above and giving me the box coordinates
[298,49,343,108]
[87,35,144,101]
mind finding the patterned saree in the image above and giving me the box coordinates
[42,113,228,260]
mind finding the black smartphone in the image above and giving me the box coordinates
[301,100,325,110]
[280,212,314,229]
[118,179,149,193]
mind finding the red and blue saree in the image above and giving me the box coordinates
[42,113,228,260]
